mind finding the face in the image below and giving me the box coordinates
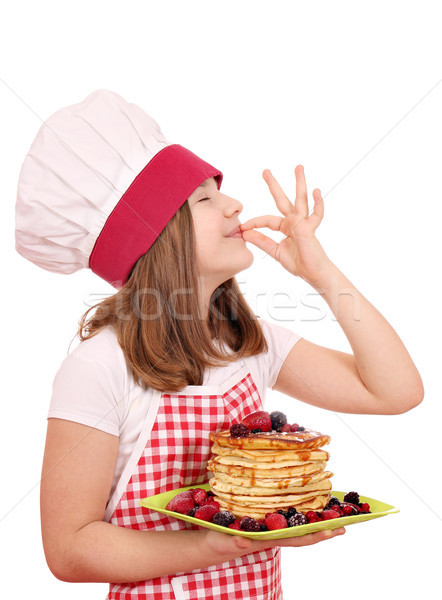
[188,177,254,300]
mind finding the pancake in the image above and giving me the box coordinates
[213,469,332,489]
[208,459,327,479]
[210,477,332,498]
[216,495,330,520]
[211,443,329,463]
[209,429,331,451]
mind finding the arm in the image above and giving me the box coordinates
[41,418,345,583]
[241,166,424,415]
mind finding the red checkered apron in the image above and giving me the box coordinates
[105,361,282,600]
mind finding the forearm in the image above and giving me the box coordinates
[52,521,260,583]
[311,261,424,410]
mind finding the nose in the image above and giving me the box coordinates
[223,193,243,216]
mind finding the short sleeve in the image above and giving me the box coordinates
[258,318,302,389]
[48,338,126,437]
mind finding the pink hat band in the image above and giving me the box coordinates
[89,144,223,288]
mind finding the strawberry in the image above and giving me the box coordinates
[194,504,219,522]
[321,509,341,521]
[241,411,272,432]
[166,491,195,514]
[200,499,221,512]
[265,513,288,531]
[192,488,208,504]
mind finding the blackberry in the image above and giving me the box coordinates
[270,411,287,432]
[212,511,236,527]
[326,496,341,509]
[288,513,308,527]
[240,516,260,532]
[230,423,249,438]
[343,491,360,505]
[286,506,298,518]
[187,507,198,517]
[251,428,262,434]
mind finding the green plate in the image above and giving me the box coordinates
[139,483,399,540]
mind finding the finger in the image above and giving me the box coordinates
[240,215,284,232]
[294,164,309,217]
[278,527,346,548]
[262,169,294,217]
[308,188,324,231]
[241,229,280,260]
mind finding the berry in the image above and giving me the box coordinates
[341,503,359,516]
[330,504,344,516]
[290,423,299,432]
[265,513,288,531]
[343,491,360,505]
[270,411,287,432]
[212,511,236,527]
[305,510,322,523]
[288,513,308,526]
[326,496,341,508]
[321,509,341,521]
[286,506,298,518]
[360,503,371,513]
[230,423,249,438]
[297,426,305,431]
[240,516,260,532]
[228,519,241,530]
[251,428,262,434]
[166,491,195,514]
[280,423,292,433]
[242,411,272,433]
[200,498,220,511]
[194,504,219,522]
[260,523,268,531]
[192,488,208,504]
[187,507,198,517]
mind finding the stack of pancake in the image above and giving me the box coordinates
[207,428,333,519]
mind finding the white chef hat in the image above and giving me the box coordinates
[15,89,223,289]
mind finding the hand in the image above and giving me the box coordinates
[204,526,346,559]
[240,166,333,286]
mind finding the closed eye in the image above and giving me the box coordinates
[199,197,210,202]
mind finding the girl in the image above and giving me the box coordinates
[15,89,423,600]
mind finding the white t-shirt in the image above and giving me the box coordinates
[48,318,301,500]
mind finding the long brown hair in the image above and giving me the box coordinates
[77,200,267,392]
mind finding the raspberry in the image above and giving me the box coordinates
[194,504,219,522]
[290,423,299,432]
[230,423,249,438]
[288,513,308,526]
[228,519,241,530]
[240,516,260,532]
[343,491,360,505]
[270,411,287,432]
[165,491,195,514]
[341,503,359,516]
[242,411,272,433]
[321,509,341,520]
[192,488,207,504]
[212,511,236,527]
[265,513,288,531]
[360,503,371,513]
[280,423,292,433]
[305,510,322,523]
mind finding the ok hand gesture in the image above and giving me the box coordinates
[240,166,333,287]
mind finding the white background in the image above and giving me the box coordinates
[1,1,441,598]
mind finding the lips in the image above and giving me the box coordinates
[226,225,243,238]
